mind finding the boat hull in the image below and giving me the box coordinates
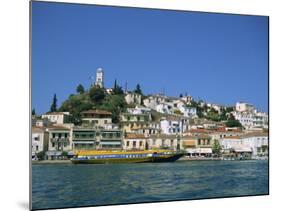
[71,153,184,164]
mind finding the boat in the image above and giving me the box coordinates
[70,150,184,164]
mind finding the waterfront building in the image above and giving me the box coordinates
[45,125,72,159]
[123,133,146,150]
[120,112,151,133]
[97,129,123,149]
[81,109,112,128]
[241,132,268,158]
[125,92,142,105]
[72,127,96,150]
[220,132,268,158]
[72,127,123,150]
[31,126,49,159]
[181,134,213,157]
[41,112,70,124]
[148,134,179,151]
[95,67,104,88]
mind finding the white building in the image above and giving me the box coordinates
[233,110,268,129]
[32,126,48,159]
[160,116,187,134]
[41,112,70,124]
[253,111,268,128]
[220,132,268,157]
[95,67,104,88]
[236,102,255,113]
[125,92,142,105]
[179,106,197,118]
[143,94,167,110]
[156,103,172,114]
[127,106,151,115]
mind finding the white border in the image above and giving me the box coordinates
[1,0,280,211]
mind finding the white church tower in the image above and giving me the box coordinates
[95,67,104,88]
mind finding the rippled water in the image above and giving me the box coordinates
[32,160,268,210]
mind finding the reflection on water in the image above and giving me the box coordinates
[32,160,268,210]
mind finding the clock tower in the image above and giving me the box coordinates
[95,67,104,88]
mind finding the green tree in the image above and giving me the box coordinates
[36,151,45,160]
[76,84,85,94]
[32,108,36,115]
[59,94,93,125]
[112,79,124,95]
[99,95,127,123]
[89,85,106,104]
[134,83,143,95]
[225,119,242,128]
[226,106,234,113]
[225,113,242,127]
[212,139,222,156]
[50,94,57,112]
[219,108,227,121]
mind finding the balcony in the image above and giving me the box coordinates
[51,137,69,142]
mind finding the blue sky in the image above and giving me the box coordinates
[32,2,268,114]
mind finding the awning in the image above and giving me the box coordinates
[100,141,121,145]
[186,148,212,154]
[46,151,62,156]
[73,141,95,144]
[233,147,252,153]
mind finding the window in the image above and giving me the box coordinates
[52,133,55,138]
[171,140,174,146]
[153,139,156,145]
[133,141,136,147]
[162,139,165,146]
[34,137,39,141]
[140,141,143,146]
[64,142,67,147]
[126,141,129,147]
[36,146,39,151]
[104,120,107,124]
[52,142,55,147]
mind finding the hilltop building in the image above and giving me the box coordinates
[41,112,70,125]
[95,67,104,88]
[81,109,112,128]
